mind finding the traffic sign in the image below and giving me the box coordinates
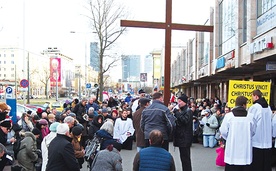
[86,83,91,89]
[20,79,29,88]
[5,86,14,99]
[6,86,13,94]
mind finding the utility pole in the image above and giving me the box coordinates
[27,52,30,104]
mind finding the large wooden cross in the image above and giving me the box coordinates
[121,0,213,105]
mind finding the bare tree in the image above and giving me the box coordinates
[86,0,127,101]
[39,67,51,99]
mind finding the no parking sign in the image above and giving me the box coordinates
[20,79,29,88]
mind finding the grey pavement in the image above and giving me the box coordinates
[82,142,225,171]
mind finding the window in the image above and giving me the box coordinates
[3,74,6,77]
[11,54,14,57]
[11,68,14,71]
[11,74,14,77]
[3,61,6,64]
[242,0,247,43]
[11,61,14,64]
[3,54,6,57]
[219,0,237,55]
[257,0,276,17]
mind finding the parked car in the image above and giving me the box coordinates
[19,95,38,99]
[43,101,63,112]
[17,104,36,118]
[24,104,46,111]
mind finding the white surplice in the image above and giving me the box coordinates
[220,112,256,165]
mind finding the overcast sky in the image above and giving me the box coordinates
[0,0,214,79]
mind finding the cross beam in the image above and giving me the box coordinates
[121,0,213,105]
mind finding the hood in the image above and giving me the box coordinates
[254,97,268,108]
[92,115,104,127]
[96,129,113,139]
[25,132,36,141]
[232,106,247,117]
[44,132,57,145]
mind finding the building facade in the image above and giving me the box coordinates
[171,0,276,108]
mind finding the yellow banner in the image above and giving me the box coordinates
[228,80,271,107]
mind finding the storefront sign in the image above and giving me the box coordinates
[250,36,273,54]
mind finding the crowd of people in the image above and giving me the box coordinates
[0,88,275,171]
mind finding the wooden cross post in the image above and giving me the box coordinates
[121,0,213,105]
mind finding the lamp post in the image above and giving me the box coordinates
[70,31,90,90]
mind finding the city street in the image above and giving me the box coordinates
[82,142,225,171]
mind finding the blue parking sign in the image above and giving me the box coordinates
[6,86,13,94]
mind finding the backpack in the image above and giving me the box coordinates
[84,134,102,162]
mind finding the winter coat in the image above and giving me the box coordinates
[173,105,193,147]
[46,134,80,171]
[141,100,176,140]
[91,147,122,171]
[71,136,85,158]
[0,128,7,145]
[202,114,219,135]
[73,103,88,137]
[132,106,146,147]
[41,132,57,171]
[73,103,87,124]
[133,146,175,171]
[96,129,120,150]
[17,132,38,171]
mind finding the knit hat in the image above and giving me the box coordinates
[201,109,211,116]
[138,89,145,94]
[112,109,118,115]
[178,94,188,103]
[0,120,11,129]
[88,114,94,119]
[102,108,108,113]
[39,119,48,125]
[49,122,59,132]
[72,126,82,136]
[37,108,43,114]
[56,123,69,135]
[27,110,32,115]
[32,128,41,135]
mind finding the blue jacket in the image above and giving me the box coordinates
[141,100,176,140]
[139,146,173,171]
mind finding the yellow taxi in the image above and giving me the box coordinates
[43,101,64,112]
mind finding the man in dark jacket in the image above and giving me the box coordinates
[73,98,89,146]
[46,123,80,171]
[73,98,88,124]
[173,94,193,171]
[141,92,176,151]
[133,98,151,151]
[133,130,176,171]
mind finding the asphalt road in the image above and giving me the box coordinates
[82,142,225,171]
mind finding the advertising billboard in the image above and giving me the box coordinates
[50,57,61,85]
